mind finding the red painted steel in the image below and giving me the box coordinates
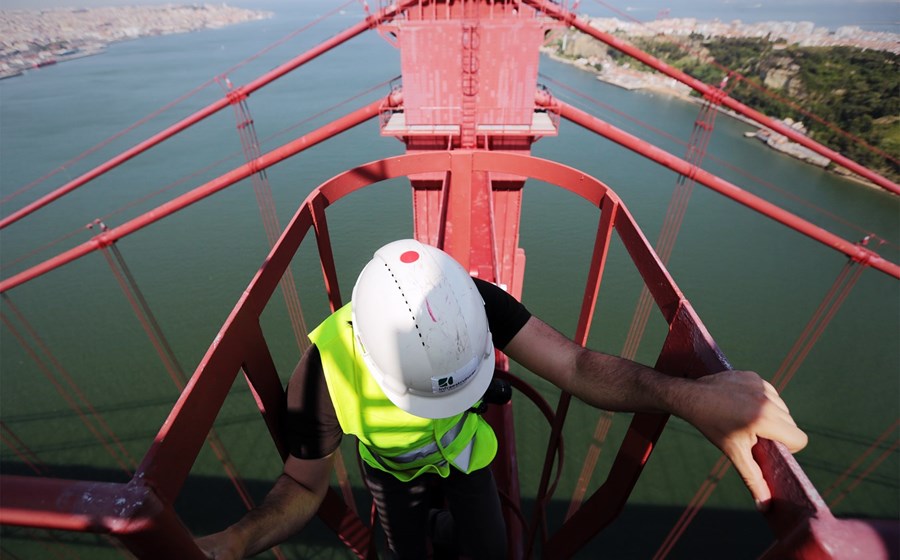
[396,12,544,130]
[0,97,388,294]
[3,3,898,558]
[527,194,619,558]
[384,1,551,310]
[524,0,900,196]
[2,150,896,558]
[0,476,208,559]
[540,93,900,280]
[0,0,419,231]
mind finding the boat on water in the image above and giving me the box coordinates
[0,1,898,558]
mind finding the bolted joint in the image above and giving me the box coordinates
[225,87,248,106]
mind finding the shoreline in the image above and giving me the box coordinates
[540,48,880,189]
[0,5,272,80]
[0,45,107,79]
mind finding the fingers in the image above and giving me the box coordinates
[728,441,771,508]
[761,412,809,453]
[762,380,791,416]
[698,370,809,508]
[758,382,808,453]
[734,371,807,452]
[783,424,809,453]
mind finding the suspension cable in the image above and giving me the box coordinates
[588,0,895,165]
[99,241,267,516]
[652,258,868,558]
[540,73,899,254]
[1,299,136,476]
[1,0,357,209]
[222,81,310,354]
[822,419,900,507]
[1,421,48,475]
[566,89,729,517]
[1,78,395,277]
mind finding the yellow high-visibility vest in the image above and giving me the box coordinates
[309,304,498,481]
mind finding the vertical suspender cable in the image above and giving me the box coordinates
[99,243,262,513]
[823,419,899,507]
[224,84,310,354]
[770,260,865,392]
[622,87,726,361]
[652,258,868,558]
[566,90,727,517]
[221,91,320,560]
[827,439,900,509]
[102,240,292,560]
[101,244,186,389]
[652,455,732,560]
[564,410,613,519]
[1,421,48,475]
[1,297,136,476]
[225,85,361,526]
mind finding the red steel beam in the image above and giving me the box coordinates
[0,98,385,294]
[0,476,207,559]
[540,93,900,280]
[524,0,900,196]
[0,0,418,231]
[5,149,888,557]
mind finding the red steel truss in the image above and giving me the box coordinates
[523,0,900,196]
[2,2,899,559]
[2,151,897,558]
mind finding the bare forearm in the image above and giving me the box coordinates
[197,466,329,559]
[568,348,689,415]
[506,317,690,415]
[231,473,323,556]
[504,315,808,505]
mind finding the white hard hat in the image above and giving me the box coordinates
[351,239,495,419]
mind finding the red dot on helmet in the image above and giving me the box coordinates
[400,251,419,263]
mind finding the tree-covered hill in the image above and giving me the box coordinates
[550,31,899,183]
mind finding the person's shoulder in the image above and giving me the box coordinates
[289,344,323,385]
[472,277,515,304]
[473,277,523,308]
[472,277,532,349]
[473,276,501,297]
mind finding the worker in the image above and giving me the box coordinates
[197,239,807,559]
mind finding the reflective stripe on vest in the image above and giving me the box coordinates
[309,303,497,481]
[366,413,474,472]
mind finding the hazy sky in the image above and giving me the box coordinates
[1,0,897,31]
[0,0,894,9]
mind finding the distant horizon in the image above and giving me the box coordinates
[1,0,897,33]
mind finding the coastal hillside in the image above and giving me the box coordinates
[548,22,899,183]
